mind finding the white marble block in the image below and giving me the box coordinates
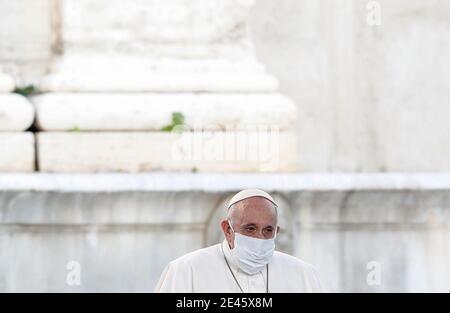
[0,132,35,172]
[0,68,34,131]
[37,131,297,173]
[33,93,296,131]
[0,94,35,131]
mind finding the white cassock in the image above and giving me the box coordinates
[154,239,322,293]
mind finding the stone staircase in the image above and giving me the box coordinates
[0,0,298,173]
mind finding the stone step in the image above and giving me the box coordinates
[37,131,297,173]
[33,93,297,131]
[0,132,35,172]
[2,173,450,192]
[0,94,35,131]
[40,56,279,92]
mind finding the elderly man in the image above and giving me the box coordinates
[155,189,322,292]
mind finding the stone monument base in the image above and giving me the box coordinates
[37,132,297,172]
[0,133,35,172]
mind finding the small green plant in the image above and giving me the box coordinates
[13,85,36,97]
[191,167,198,173]
[161,112,186,132]
[70,126,81,132]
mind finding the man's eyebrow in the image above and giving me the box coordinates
[241,223,274,228]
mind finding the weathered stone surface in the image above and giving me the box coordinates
[0,184,449,292]
[33,93,296,131]
[40,57,279,92]
[0,209,205,292]
[30,0,298,173]
[37,131,297,173]
[0,0,53,86]
[0,133,35,172]
[0,71,15,92]
[0,94,35,131]
[39,0,280,92]
[0,0,52,61]
[250,0,450,172]
[61,0,255,48]
[3,1,450,171]
[1,173,450,192]
[0,190,218,226]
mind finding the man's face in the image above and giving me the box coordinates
[221,197,279,249]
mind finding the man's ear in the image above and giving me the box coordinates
[220,220,231,236]
[220,219,234,248]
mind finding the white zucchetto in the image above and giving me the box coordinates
[227,189,277,209]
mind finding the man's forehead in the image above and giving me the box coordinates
[229,197,278,226]
[236,200,278,226]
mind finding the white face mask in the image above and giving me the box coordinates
[228,220,276,275]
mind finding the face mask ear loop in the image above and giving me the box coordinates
[228,219,235,234]
[227,220,237,252]
[273,225,279,240]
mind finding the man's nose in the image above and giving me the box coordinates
[253,231,266,239]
